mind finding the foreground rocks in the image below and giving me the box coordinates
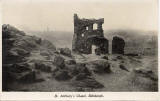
[72,76,104,90]
[54,70,72,81]
[59,48,72,57]
[133,68,158,81]
[54,55,65,68]
[52,55,110,90]
[2,24,57,90]
[87,60,111,73]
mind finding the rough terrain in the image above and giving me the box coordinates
[2,24,158,92]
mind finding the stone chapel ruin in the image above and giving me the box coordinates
[72,14,125,55]
[72,14,109,55]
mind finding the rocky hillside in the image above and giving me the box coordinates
[2,25,158,91]
[2,24,57,90]
[2,24,106,91]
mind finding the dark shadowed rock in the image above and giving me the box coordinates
[18,71,36,83]
[88,60,111,73]
[54,55,65,68]
[65,64,77,75]
[11,48,30,56]
[3,63,31,74]
[119,64,129,72]
[65,59,76,65]
[59,48,72,57]
[55,70,72,81]
[101,55,108,60]
[116,55,123,59]
[76,63,92,76]
[72,76,104,89]
[75,73,88,80]
[134,68,158,81]
[35,62,52,72]
[18,70,45,83]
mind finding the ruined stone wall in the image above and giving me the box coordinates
[72,14,108,54]
[112,36,125,54]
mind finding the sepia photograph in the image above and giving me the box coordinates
[2,0,158,92]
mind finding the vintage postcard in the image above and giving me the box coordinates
[0,0,159,100]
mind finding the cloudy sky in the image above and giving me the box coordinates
[2,0,158,32]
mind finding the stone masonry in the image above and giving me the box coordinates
[72,14,109,55]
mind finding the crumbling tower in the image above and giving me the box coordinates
[72,14,108,55]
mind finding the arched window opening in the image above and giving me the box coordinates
[93,23,97,30]
[86,26,88,30]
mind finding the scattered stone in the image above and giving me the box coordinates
[59,48,72,57]
[11,48,30,56]
[54,55,65,68]
[116,55,123,59]
[65,64,78,75]
[40,50,50,56]
[35,62,52,72]
[65,59,76,65]
[18,71,36,83]
[119,64,129,72]
[89,60,111,73]
[134,68,158,81]
[72,76,104,89]
[55,70,72,81]
[101,55,108,60]
[77,63,92,76]
[75,73,88,81]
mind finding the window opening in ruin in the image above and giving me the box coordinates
[93,23,97,30]
[82,33,84,37]
[92,45,97,54]
[86,26,88,30]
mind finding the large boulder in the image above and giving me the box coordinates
[18,70,45,83]
[54,70,72,81]
[3,63,31,73]
[65,64,78,75]
[87,60,111,73]
[54,55,65,68]
[18,71,36,83]
[76,63,92,76]
[101,55,108,60]
[59,48,72,57]
[72,76,104,89]
[65,59,76,65]
[75,73,88,81]
[134,68,158,81]
[34,62,52,72]
[119,64,129,72]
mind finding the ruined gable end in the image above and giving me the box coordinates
[72,14,108,55]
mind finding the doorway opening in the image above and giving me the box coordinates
[92,45,97,54]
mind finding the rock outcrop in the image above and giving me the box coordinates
[59,48,72,57]
[87,60,111,73]
[2,24,56,90]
